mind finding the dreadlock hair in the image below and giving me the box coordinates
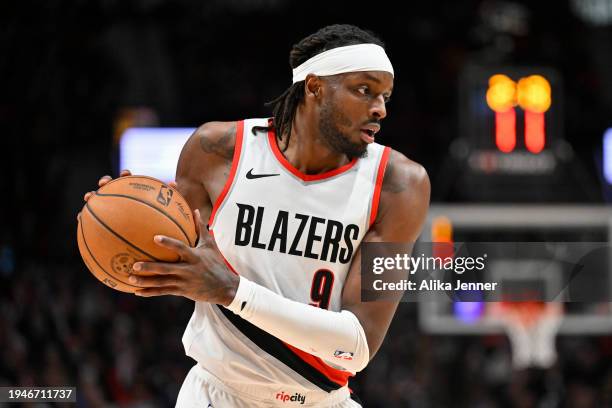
[252,24,385,150]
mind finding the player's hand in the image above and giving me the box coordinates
[82,169,133,202]
[78,169,133,221]
[128,209,240,305]
[78,169,178,218]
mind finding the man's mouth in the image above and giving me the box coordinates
[360,124,380,144]
[360,129,375,144]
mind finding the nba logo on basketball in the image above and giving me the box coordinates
[156,186,174,206]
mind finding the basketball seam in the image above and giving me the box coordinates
[79,213,141,289]
[94,192,195,247]
[85,202,164,262]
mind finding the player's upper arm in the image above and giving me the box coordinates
[174,121,236,222]
[341,149,430,359]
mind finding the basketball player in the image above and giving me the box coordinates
[85,25,430,407]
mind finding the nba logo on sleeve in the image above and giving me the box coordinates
[333,350,354,360]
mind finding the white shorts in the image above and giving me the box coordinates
[175,364,362,408]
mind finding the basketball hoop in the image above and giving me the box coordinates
[489,301,563,370]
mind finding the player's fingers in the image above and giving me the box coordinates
[153,235,197,262]
[168,181,178,189]
[132,260,182,275]
[83,191,95,201]
[128,274,182,287]
[98,170,131,188]
[134,286,183,297]
[98,175,113,187]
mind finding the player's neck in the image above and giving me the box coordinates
[279,111,351,175]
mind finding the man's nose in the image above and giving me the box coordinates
[370,95,387,119]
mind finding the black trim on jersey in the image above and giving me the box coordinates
[216,305,343,393]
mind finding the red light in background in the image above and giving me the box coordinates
[495,108,516,153]
[524,110,545,153]
[487,74,551,155]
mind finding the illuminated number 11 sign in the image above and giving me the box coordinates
[486,74,551,154]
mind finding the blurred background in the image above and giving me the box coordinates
[2,0,612,406]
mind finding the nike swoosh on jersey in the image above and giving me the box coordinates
[246,169,280,179]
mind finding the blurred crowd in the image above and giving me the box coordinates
[361,305,612,407]
[0,260,193,407]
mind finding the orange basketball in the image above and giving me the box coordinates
[76,176,198,293]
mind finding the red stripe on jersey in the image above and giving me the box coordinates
[283,342,353,387]
[208,120,244,228]
[369,146,391,227]
[267,128,358,182]
[208,230,238,275]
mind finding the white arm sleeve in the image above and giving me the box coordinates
[225,276,370,373]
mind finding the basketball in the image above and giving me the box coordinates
[76,176,198,293]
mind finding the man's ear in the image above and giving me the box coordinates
[304,74,322,99]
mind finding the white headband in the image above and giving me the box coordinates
[291,43,394,84]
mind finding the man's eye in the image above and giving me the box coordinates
[357,86,369,95]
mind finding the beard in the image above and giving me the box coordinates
[318,99,368,160]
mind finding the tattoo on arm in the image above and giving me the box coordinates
[199,124,236,160]
[381,157,409,193]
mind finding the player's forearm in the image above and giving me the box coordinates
[225,276,369,373]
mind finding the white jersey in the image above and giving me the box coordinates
[181,118,390,406]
